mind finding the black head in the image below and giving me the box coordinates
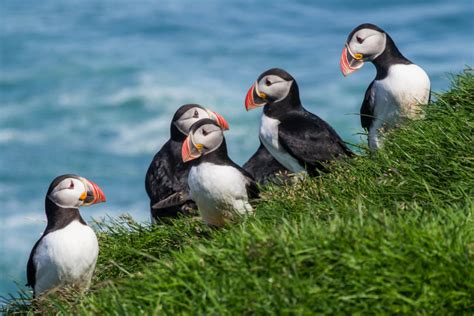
[46,174,106,209]
[346,23,385,44]
[340,23,409,77]
[245,68,301,114]
[170,104,229,140]
[181,119,227,162]
[257,68,294,82]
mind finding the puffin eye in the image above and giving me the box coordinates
[356,35,364,44]
[193,110,199,118]
[68,180,74,189]
[265,79,272,86]
[202,129,209,136]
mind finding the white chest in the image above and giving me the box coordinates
[259,114,305,173]
[34,220,98,295]
[188,163,252,226]
[260,114,280,149]
[373,64,430,123]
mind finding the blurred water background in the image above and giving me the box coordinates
[1,0,472,295]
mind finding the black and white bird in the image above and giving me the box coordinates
[26,174,106,297]
[243,141,288,184]
[145,104,229,222]
[181,119,258,227]
[245,68,353,176]
[340,23,431,151]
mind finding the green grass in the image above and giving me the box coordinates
[3,70,474,315]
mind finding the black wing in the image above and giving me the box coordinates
[145,141,194,219]
[26,236,45,293]
[152,191,190,210]
[360,81,375,130]
[245,179,259,200]
[278,111,352,169]
[243,142,288,184]
[145,141,177,202]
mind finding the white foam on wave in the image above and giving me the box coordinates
[103,72,235,108]
[106,115,170,155]
[104,80,191,110]
[1,211,45,276]
[102,72,241,155]
[2,212,45,230]
[57,91,89,107]
[0,128,45,144]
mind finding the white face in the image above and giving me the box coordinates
[174,107,212,135]
[48,178,87,208]
[256,74,293,103]
[347,28,386,61]
[191,123,223,156]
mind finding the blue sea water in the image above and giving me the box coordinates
[0,0,472,296]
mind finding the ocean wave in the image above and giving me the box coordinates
[1,213,46,230]
[102,72,235,108]
[106,115,170,155]
[0,129,46,144]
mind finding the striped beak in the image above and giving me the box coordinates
[79,177,106,206]
[340,45,364,76]
[245,82,267,111]
[207,110,230,131]
[182,135,203,162]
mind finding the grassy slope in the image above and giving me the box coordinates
[5,71,474,314]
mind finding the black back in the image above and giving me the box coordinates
[145,139,197,219]
[360,81,375,130]
[260,69,353,176]
[373,33,411,80]
[243,142,288,184]
[277,109,353,176]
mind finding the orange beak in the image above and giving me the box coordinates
[245,82,267,111]
[208,111,230,131]
[340,46,364,76]
[80,178,106,205]
[181,136,202,162]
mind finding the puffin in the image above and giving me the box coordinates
[181,119,258,227]
[145,104,229,222]
[340,23,431,151]
[243,141,289,184]
[245,68,353,176]
[26,174,106,297]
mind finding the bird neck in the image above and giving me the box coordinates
[169,139,198,168]
[198,138,231,166]
[372,34,411,80]
[263,83,303,119]
[44,197,86,232]
[170,124,187,142]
